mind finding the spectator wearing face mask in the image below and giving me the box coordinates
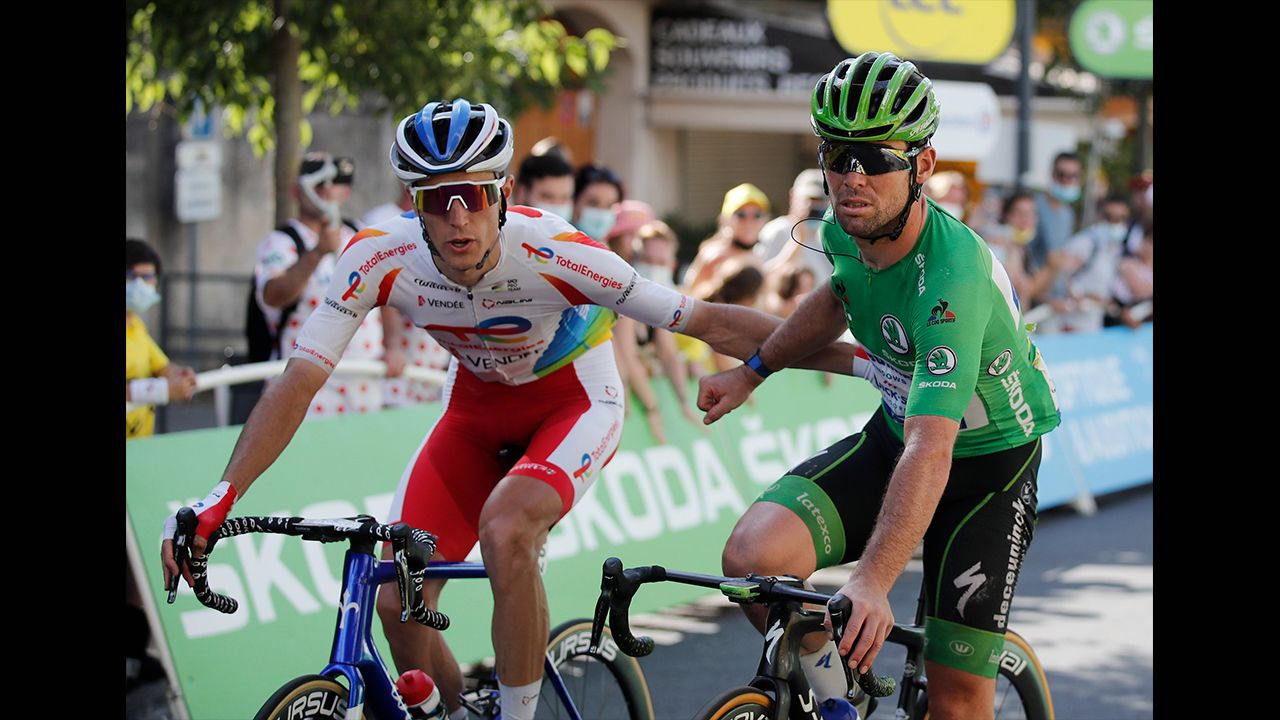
[1037,193,1132,333]
[512,152,576,222]
[757,169,832,286]
[126,238,197,439]
[1029,152,1083,291]
[572,163,624,242]
[923,170,971,224]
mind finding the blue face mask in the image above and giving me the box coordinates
[1107,223,1129,242]
[576,206,615,241]
[1050,182,1081,203]
[126,278,161,314]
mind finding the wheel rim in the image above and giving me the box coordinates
[537,651,632,720]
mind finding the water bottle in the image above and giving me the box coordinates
[396,669,446,719]
[818,697,860,720]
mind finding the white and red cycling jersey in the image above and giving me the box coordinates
[292,206,692,383]
[291,206,696,559]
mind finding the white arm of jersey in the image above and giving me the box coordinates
[536,222,695,333]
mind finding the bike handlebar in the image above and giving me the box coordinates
[167,508,450,631]
[591,556,896,698]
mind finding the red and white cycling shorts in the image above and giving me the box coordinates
[387,342,625,560]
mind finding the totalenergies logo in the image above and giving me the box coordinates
[426,315,533,344]
[522,243,555,264]
[572,453,593,482]
[342,271,366,301]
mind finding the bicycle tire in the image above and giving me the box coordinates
[916,630,1054,720]
[692,685,775,720]
[538,617,655,720]
[254,674,350,720]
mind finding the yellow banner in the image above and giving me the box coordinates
[828,0,1016,65]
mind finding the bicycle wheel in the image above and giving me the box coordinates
[692,685,775,720]
[916,630,1054,720]
[253,674,349,720]
[538,618,654,720]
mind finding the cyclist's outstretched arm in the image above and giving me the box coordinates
[684,283,851,373]
[220,358,329,497]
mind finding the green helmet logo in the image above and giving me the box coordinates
[811,51,941,145]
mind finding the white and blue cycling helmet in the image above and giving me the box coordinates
[389,99,514,183]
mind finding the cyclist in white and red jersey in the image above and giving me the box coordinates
[161,99,857,720]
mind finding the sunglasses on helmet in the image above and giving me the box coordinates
[818,141,925,176]
[412,178,504,216]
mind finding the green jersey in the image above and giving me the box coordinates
[821,198,1060,457]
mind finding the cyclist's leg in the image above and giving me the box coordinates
[721,408,899,638]
[920,437,1042,720]
[477,346,625,718]
[376,376,510,715]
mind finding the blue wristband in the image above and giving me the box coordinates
[745,350,775,379]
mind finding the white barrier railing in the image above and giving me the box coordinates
[127,360,448,428]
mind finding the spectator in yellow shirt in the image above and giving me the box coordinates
[126,239,196,438]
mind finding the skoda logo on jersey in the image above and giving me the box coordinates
[881,315,910,355]
[522,243,555,264]
[927,346,957,376]
[341,271,366,301]
[987,349,1013,377]
[426,315,533,343]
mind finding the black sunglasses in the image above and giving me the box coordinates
[818,141,925,176]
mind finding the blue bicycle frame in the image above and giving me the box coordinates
[317,546,584,720]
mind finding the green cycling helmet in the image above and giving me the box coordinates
[810,52,940,145]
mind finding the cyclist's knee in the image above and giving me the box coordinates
[722,503,811,577]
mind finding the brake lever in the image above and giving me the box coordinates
[167,507,197,604]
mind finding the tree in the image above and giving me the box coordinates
[126,0,620,223]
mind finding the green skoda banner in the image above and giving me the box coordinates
[127,371,884,718]
[126,328,1153,718]
[1068,0,1153,79]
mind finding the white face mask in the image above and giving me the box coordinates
[635,262,675,289]
[576,206,616,240]
[126,278,161,314]
[535,202,574,222]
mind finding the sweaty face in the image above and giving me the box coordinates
[824,141,917,240]
[413,171,512,276]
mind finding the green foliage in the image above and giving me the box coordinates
[125,0,621,155]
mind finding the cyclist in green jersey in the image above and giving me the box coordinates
[698,52,1060,720]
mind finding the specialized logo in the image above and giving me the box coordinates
[987,349,1013,377]
[928,298,956,325]
[927,345,957,375]
[949,640,975,657]
[341,271,366,301]
[764,621,785,664]
[426,315,532,343]
[952,562,986,620]
[880,315,910,354]
[573,453,593,482]
[815,651,833,669]
[522,242,556,263]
